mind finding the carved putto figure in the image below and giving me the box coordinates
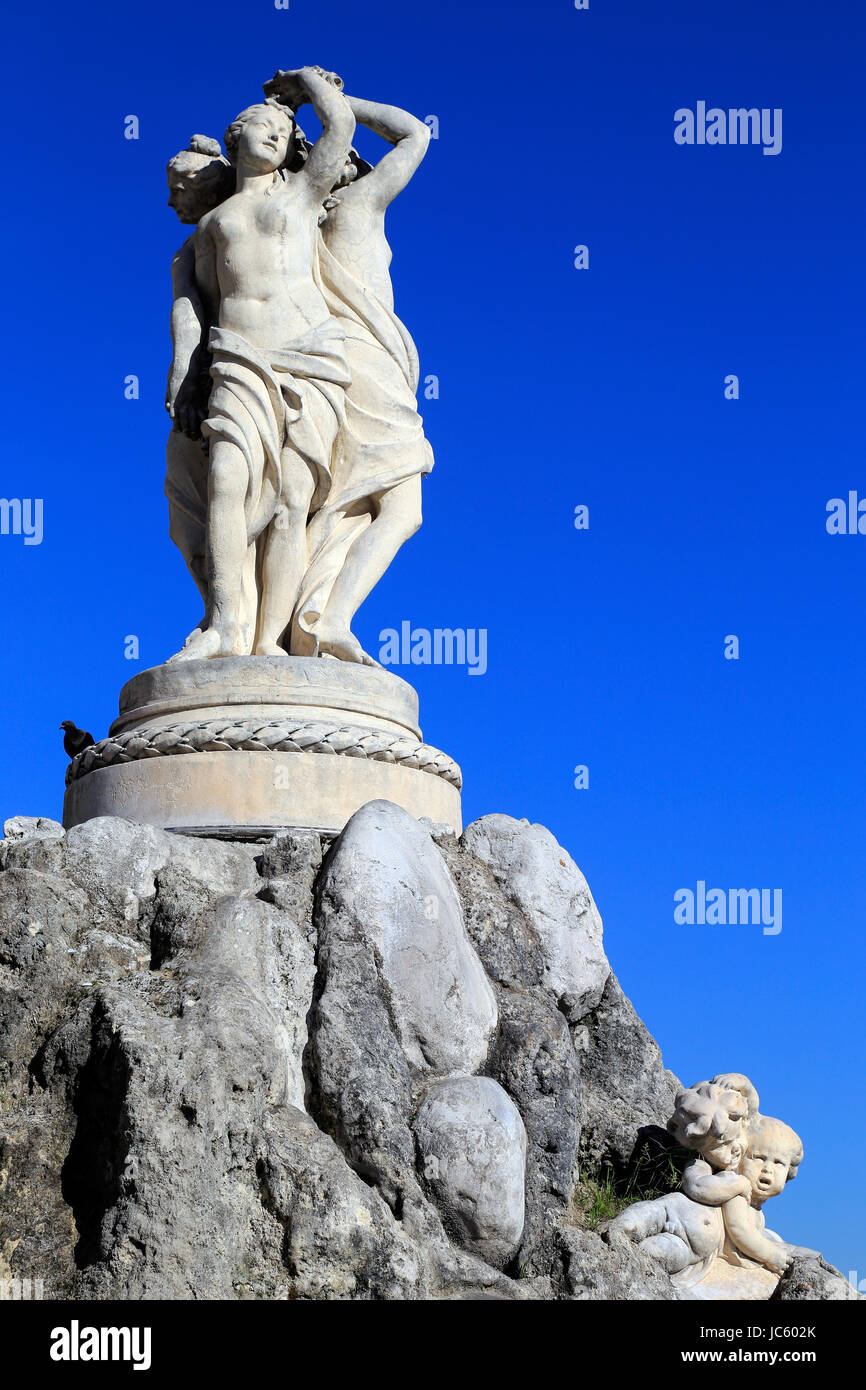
[164,66,433,665]
[607,1073,820,1299]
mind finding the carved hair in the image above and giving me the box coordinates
[166,137,234,217]
[669,1073,803,1181]
[166,138,232,189]
[347,146,374,180]
[223,99,307,172]
[667,1079,752,1150]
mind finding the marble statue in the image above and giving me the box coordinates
[63,66,458,839]
[164,66,433,665]
[165,136,234,615]
[606,1074,820,1299]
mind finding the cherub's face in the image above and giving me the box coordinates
[740,1147,790,1202]
[700,1134,739,1170]
[237,111,291,173]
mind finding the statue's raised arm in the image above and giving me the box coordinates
[280,79,435,666]
[341,93,431,208]
[264,66,355,202]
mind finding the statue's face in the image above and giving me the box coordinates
[167,152,220,224]
[236,110,292,173]
[167,174,203,225]
[699,1134,738,1169]
[334,155,358,190]
[740,1147,789,1201]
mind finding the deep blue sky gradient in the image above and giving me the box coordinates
[1,0,864,1277]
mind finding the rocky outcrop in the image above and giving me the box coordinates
[576,971,680,1174]
[460,815,609,1022]
[414,1076,526,1268]
[773,1256,860,1302]
[0,804,841,1301]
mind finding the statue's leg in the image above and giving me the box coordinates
[254,447,316,657]
[638,1232,694,1274]
[238,542,259,652]
[315,475,422,664]
[172,438,250,660]
[165,433,210,652]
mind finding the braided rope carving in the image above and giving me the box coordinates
[66,718,462,789]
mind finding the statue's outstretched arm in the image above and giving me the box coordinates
[345,95,430,206]
[722,1196,791,1274]
[681,1157,751,1205]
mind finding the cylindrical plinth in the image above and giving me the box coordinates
[63,656,462,838]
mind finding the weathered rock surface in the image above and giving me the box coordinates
[414,1076,526,1268]
[773,1255,861,1301]
[307,801,498,1214]
[439,818,676,1278]
[559,1225,682,1300]
[316,802,496,1080]
[576,971,681,1175]
[461,815,609,1022]
[0,804,844,1302]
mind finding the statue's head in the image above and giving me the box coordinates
[668,1079,753,1169]
[712,1072,760,1119]
[740,1115,803,1202]
[224,99,304,175]
[332,147,374,191]
[316,148,374,226]
[167,136,234,224]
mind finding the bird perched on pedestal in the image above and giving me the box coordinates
[60,722,94,759]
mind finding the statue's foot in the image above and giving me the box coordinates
[167,626,221,663]
[215,623,248,658]
[253,639,288,657]
[316,622,381,667]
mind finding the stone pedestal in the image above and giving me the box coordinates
[63,657,462,838]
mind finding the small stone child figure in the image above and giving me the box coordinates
[606,1074,817,1291]
[717,1115,816,1275]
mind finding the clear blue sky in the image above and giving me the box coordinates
[1,0,864,1279]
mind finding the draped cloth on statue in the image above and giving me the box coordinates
[201,321,351,542]
[289,239,435,655]
[165,430,208,552]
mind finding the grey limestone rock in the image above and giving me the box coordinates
[460,815,609,1023]
[576,970,681,1175]
[316,801,497,1080]
[0,800,837,1302]
[562,1225,682,1300]
[773,1255,862,1301]
[307,801,498,1212]
[414,1076,527,1268]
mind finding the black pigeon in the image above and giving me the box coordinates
[60,721,95,759]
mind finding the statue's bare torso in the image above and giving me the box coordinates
[322,190,394,310]
[199,181,330,346]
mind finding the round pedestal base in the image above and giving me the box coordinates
[63,657,462,837]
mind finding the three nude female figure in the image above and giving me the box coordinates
[164,66,433,665]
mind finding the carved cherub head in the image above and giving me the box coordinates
[224,99,307,175]
[668,1079,753,1170]
[739,1115,803,1205]
[332,147,374,191]
[166,136,234,225]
